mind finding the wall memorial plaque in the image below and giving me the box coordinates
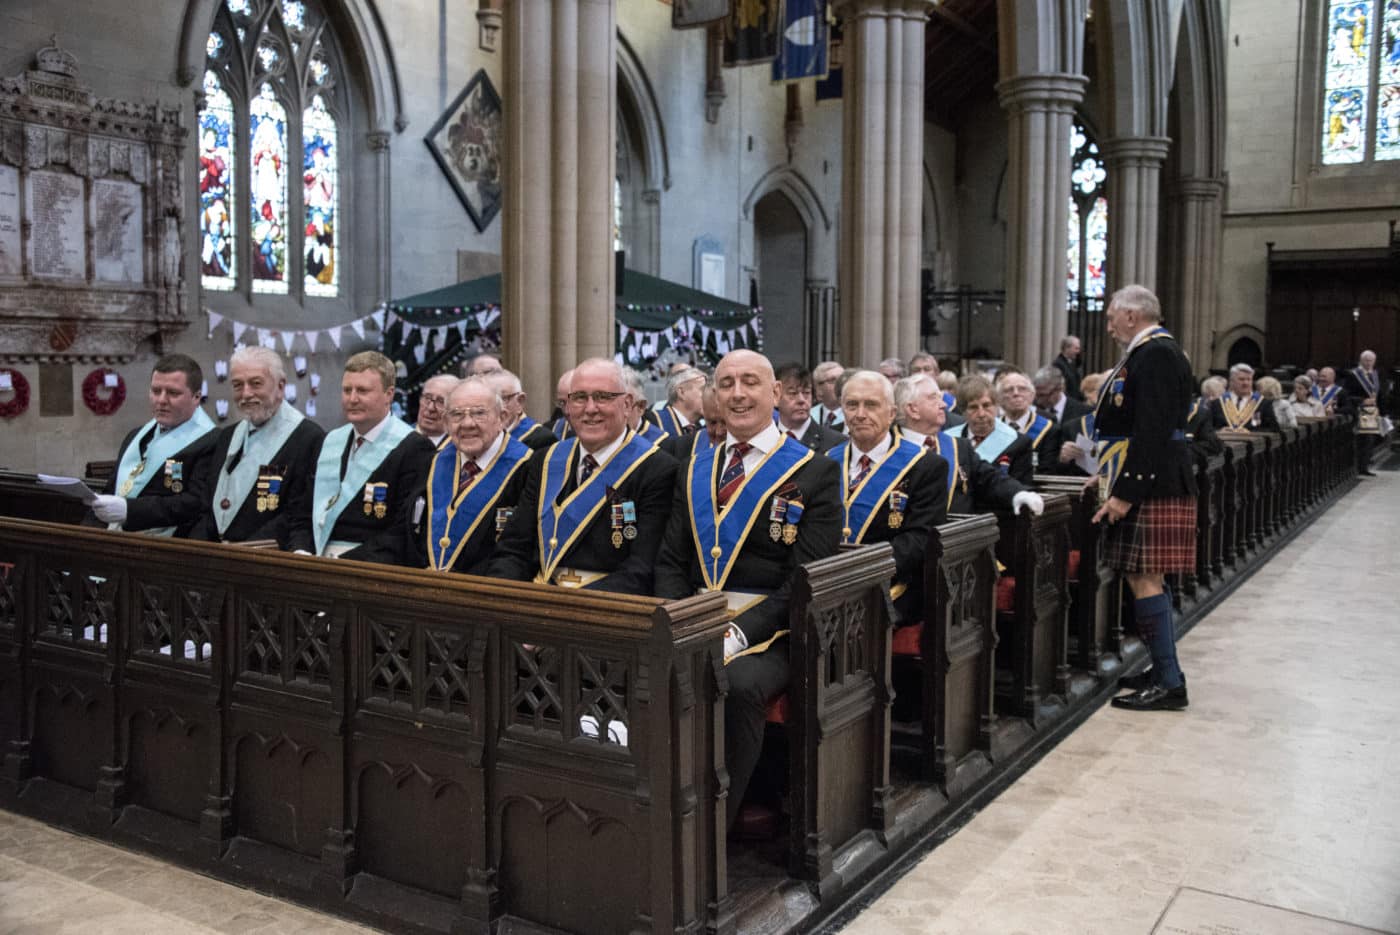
[27,169,86,281]
[92,178,143,283]
[0,165,19,277]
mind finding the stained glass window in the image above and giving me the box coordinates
[199,70,236,292]
[202,0,344,299]
[250,84,289,293]
[1321,0,1400,162]
[303,95,338,296]
[1067,120,1109,367]
[1378,0,1400,159]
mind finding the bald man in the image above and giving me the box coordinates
[654,349,841,827]
[487,369,557,451]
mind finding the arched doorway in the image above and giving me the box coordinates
[753,191,808,367]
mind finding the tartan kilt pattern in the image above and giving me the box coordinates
[1103,496,1197,574]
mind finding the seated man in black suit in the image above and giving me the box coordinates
[895,373,1043,517]
[996,370,1059,470]
[91,353,219,538]
[660,382,723,461]
[189,346,324,547]
[654,349,841,827]
[484,358,677,594]
[1210,363,1279,432]
[286,351,435,564]
[945,374,1035,485]
[422,376,536,573]
[774,361,844,453]
[829,370,947,624]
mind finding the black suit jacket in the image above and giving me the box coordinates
[516,421,558,452]
[976,433,1034,486]
[1209,395,1280,432]
[788,420,844,454]
[654,447,842,649]
[285,430,436,565]
[188,418,325,547]
[484,441,678,595]
[1099,335,1197,503]
[840,438,948,623]
[1054,354,1083,401]
[102,422,220,538]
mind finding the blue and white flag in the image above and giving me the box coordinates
[772,0,829,83]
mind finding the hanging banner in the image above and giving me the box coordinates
[772,0,828,83]
[722,0,782,65]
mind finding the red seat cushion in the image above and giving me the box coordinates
[1067,549,1081,582]
[996,575,1017,613]
[892,623,923,657]
[765,693,789,724]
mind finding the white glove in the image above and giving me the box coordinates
[1012,491,1045,516]
[92,495,128,525]
[293,549,312,556]
[723,624,749,660]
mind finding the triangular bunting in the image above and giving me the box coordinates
[207,311,224,338]
[327,326,342,349]
[350,319,366,339]
[232,321,248,343]
[413,344,426,364]
[370,308,386,330]
[305,330,319,353]
[257,328,274,349]
[280,331,296,353]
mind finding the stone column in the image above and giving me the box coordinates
[837,0,934,368]
[995,73,1086,369]
[1162,175,1225,371]
[501,0,615,416]
[367,131,391,305]
[1102,135,1171,294]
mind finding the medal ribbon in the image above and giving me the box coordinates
[686,434,812,591]
[213,401,303,535]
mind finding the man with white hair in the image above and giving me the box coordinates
[485,358,677,594]
[1313,366,1343,411]
[996,369,1058,466]
[877,357,907,383]
[829,370,947,623]
[1210,362,1278,431]
[423,376,534,573]
[189,346,324,546]
[622,367,668,445]
[1092,285,1196,712]
[461,352,503,377]
[654,349,840,828]
[415,373,460,447]
[895,374,1043,517]
[1343,349,1385,475]
[653,366,706,437]
[487,369,557,450]
[809,360,846,431]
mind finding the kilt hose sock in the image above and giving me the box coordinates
[1133,591,1184,690]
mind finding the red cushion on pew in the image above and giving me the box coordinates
[996,575,1017,613]
[1067,549,1081,582]
[765,693,789,725]
[892,623,923,657]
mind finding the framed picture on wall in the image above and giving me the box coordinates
[424,69,503,233]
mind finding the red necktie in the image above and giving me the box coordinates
[923,435,938,452]
[580,453,599,485]
[717,442,752,506]
[352,435,366,455]
[457,460,480,496]
[849,454,873,494]
[972,435,986,449]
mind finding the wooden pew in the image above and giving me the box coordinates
[0,472,93,526]
[891,514,999,799]
[779,543,896,897]
[0,518,732,935]
[992,494,1073,729]
[1035,477,1121,680]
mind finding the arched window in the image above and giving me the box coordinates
[1067,120,1108,360]
[1320,0,1400,164]
[199,0,345,299]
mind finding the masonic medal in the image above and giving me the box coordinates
[782,499,803,546]
[769,497,788,542]
[363,482,375,516]
[266,474,281,511]
[621,500,637,542]
[610,502,624,549]
[611,530,624,549]
[1114,393,1124,407]
[495,507,512,538]
[889,489,907,528]
[373,483,388,519]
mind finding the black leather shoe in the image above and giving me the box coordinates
[1111,684,1188,711]
[1118,670,1154,691]
[1359,469,1377,477]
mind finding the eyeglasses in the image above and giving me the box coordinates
[420,394,448,410]
[566,390,626,407]
[446,407,493,423]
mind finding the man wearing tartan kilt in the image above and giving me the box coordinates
[1092,285,1196,712]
